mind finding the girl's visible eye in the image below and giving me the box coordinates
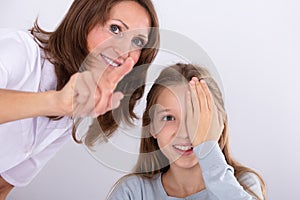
[110,24,121,35]
[162,115,175,121]
[132,37,146,48]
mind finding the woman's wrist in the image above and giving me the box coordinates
[45,90,71,117]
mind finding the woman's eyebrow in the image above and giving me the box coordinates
[138,34,149,40]
[112,19,129,29]
[111,19,149,39]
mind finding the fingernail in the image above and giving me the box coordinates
[192,77,199,81]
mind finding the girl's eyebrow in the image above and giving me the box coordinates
[156,108,171,114]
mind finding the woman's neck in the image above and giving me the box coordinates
[161,164,206,198]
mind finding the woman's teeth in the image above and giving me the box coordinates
[102,55,121,67]
[173,145,192,151]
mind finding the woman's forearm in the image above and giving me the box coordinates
[0,89,65,124]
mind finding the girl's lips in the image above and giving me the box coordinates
[172,144,194,156]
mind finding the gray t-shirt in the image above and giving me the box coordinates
[107,141,264,200]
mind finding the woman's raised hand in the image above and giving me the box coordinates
[56,53,134,118]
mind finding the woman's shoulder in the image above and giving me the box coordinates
[0,29,37,48]
[0,29,42,89]
[0,29,40,63]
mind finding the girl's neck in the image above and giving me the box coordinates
[161,164,206,198]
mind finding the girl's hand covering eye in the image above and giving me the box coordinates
[186,78,224,147]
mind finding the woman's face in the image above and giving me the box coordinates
[150,85,199,169]
[87,1,151,68]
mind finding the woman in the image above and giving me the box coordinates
[0,0,159,198]
[107,63,266,200]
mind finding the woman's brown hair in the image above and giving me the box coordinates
[133,63,266,200]
[30,0,160,145]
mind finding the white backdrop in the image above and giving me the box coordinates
[1,0,299,199]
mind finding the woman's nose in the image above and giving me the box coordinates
[113,35,131,59]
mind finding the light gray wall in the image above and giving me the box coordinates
[1,0,299,199]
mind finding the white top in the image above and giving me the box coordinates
[0,29,72,187]
[107,141,264,200]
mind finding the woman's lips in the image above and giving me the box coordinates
[100,53,121,67]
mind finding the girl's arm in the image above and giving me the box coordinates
[187,79,263,199]
[194,141,263,200]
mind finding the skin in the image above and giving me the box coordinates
[0,1,152,123]
[150,79,223,197]
[58,1,151,117]
[0,176,13,200]
[0,1,152,198]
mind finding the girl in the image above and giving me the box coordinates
[0,0,159,198]
[107,63,266,200]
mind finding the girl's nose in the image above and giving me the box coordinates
[176,121,189,139]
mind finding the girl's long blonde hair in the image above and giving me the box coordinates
[133,63,266,199]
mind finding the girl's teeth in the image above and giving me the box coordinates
[174,145,192,151]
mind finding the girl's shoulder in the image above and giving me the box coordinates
[238,172,265,199]
[239,172,262,187]
[116,173,160,188]
[107,174,161,199]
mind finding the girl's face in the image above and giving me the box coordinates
[150,85,199,169]
[87,1,151,68]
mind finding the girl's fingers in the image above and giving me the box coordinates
[187,81,200,144]
[193,78,208,111]
[189,80,200,120]
[200,79,213,110]
[185,91,193,137]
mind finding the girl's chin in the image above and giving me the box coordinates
[171,159,199,169]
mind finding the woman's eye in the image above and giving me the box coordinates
[162,115,175,121]
[110,24,121,35]
[132,37,145,48]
